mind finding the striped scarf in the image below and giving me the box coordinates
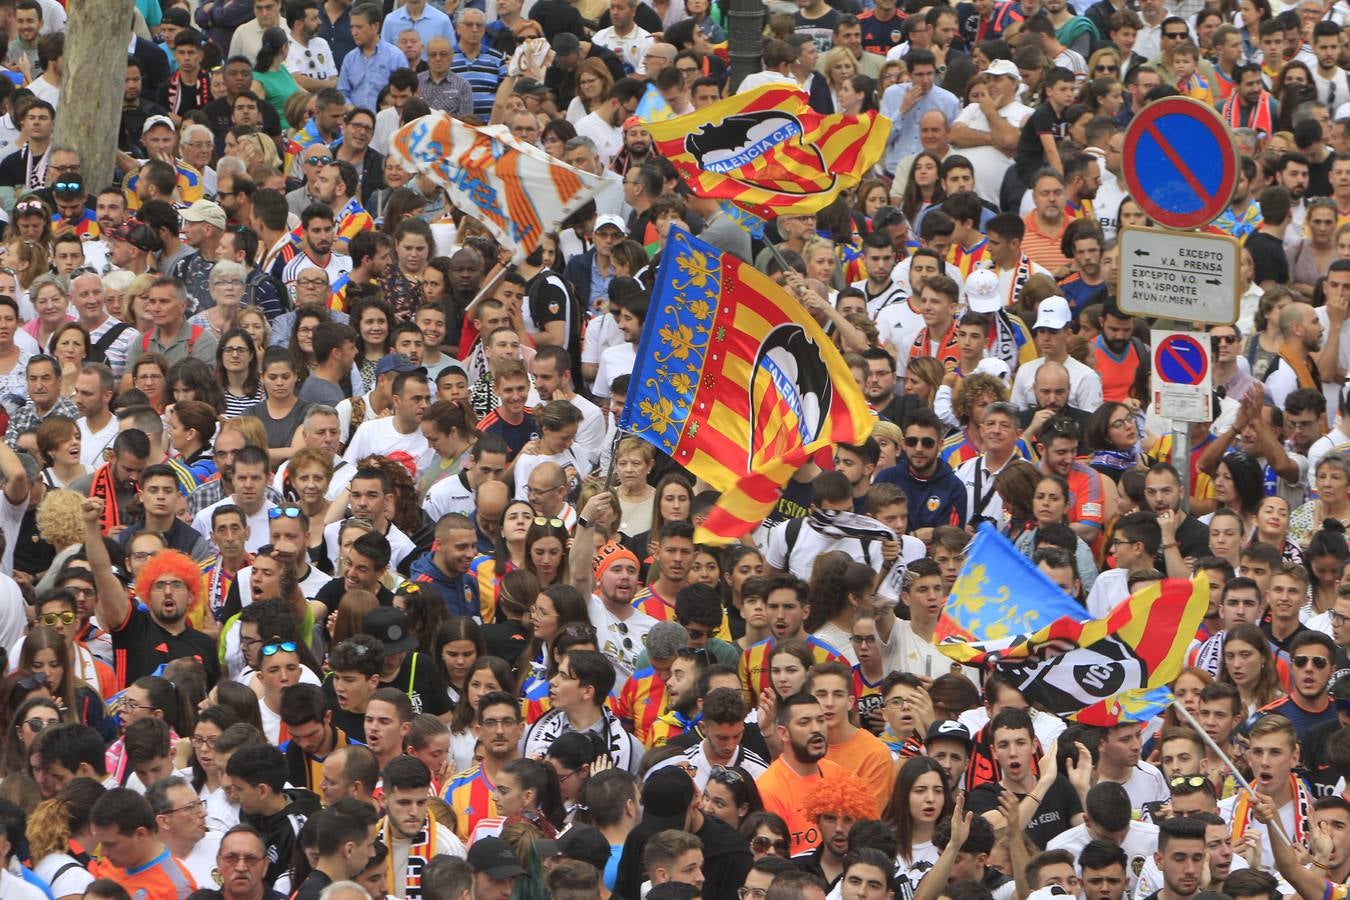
[89,462,124,536]
[1224,90,1273,135]
[384,812,439,899]
[909,320,961,373]
[1231,774,1311,849]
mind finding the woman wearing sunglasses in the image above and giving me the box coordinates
[0,695,62,782]
[739,810,791,861]
[19,625,110,740]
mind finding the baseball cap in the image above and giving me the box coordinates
[180,199,227,230]
[1033,296,1072,331]
[142,114,175,135]
[986,59,1021,80]
[514,77,547,97]
[536,825,612,869]
[374,352,425,378]
[360,607,420,654]
[974,357,1011,383]
[1028,888,1072,900]
[594,214,628,235]
[109,222,156,251]
[964,268,1001,313]
[162,7,191,28]
[467,837,526,879]
[640,766,696,830]
[925,719,973,749]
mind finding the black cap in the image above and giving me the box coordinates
[925,719,973,749]
[536,824,612,870]
[514,77,547,97]
[360,606,419,653]
[640,766,696,830]
[467,836,526,878]
[162,7,191,28]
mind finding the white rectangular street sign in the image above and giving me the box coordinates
[1117,226,1239,325]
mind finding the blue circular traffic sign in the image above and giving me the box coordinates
[1154,334,1209,385]
[1123,97,1238,229]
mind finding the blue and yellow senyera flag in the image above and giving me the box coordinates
[618,226,874,543]
[1070,687,1175,727]
[938,524,1090,643]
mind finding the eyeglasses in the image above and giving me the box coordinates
[268,506,303,520]
[749,836,788,855]
[480,717,519,730]
[152,579,188,593]
[904,435,937,448]
[1169,775,1208,788]
[221,852,267,866]
[1108,417,1132,429]
[533,516,565,527]
[1330,610,1350,626]
[168,799,205,815]
[131,550,157,562]
[222,345,251,355]
[556,767,581,783]
[211,277,245,287]
[40,611,75,626]
[261,640,298,656]
[191,734,218,749]
[850,633,878,645]
[1293,654,1330,669]
[739,889,768,900]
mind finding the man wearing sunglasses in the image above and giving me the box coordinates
[1258,630,1338,741]
[875,408,967,541]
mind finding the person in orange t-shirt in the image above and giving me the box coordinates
[89,787,197,900]
[809,661,898,814]
[754,694,847,857]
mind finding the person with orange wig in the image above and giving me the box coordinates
[80,495,220,688]
[800,771,878,888]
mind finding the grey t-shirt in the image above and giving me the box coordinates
[297,376,345,407]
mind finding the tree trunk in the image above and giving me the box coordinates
[54,0,135,192]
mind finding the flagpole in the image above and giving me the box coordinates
[1170,700,1293,849]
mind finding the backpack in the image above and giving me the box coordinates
[87,322,131,366]
[141,323,204,353]
[779,516,877,569]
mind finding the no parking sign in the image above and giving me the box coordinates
[1152,331,1212,422]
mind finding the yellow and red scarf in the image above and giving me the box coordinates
[910,320,961,373]
[1231,774,1311,848]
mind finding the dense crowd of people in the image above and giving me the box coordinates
[0,0,1349,899]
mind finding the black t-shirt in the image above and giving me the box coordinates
[293,870,333,900]
[322,650,451,717]
[1246,231,1291,287]
[527,271,583,382]
[1152,515,1210,569]
[315,577,394,610]
[966,776,1081,848]
[1015,103,1066,183]
[1260,619,1312,655]
[1301,717,1343,798]
[327,703,369,744]
[112,607,220,687]
[483,410,538,460]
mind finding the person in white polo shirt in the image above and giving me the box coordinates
[1010,296,1103,412]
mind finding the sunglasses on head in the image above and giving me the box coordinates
[268,506,303,520]
[533,516,565,527]
[261,640,298,656]
[1169,775,1208,788]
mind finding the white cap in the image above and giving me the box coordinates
[1028,888,1073,900]
[975,357,1011,382]
[142,114,175,134]
[964,268,1002,313]
[594,214,627,235]
[985,59,1021,81]
[1033,296,1073,331]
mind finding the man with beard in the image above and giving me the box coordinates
[1063,153,1101,222]
[610,117,653,176]
[575,78,645,166]
[1017,362,1092,450]
[81,493,220,685]
[646,646,703,748]
[1058,227,1108,316]
[278,205,351,296]
[633,521,696,622]
[796,772,878,890]
[1139,818,1206,900]
[409,513,480,619]
[588,543,658,686]
[443,691,523,840]
[1264,300,1327,408]
[1012,297,1103,411]
[563,136,628,219]
[191,445,278,552]
[379,756,466,898]
[755,694,845,857]
[72,427,149,537]
[443,246,483,346]
[310,160,372,255]
[1090,302,1144,404]
[1276,151,1311,232]
[1247,185,1293,290]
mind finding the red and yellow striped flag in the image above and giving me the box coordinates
[617,227,875,543]
[645,83,890,219]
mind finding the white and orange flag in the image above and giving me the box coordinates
[389,113,600,262]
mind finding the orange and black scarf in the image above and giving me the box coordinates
[89,462,123,535]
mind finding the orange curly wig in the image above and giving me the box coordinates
[135,549,206,626]
[802,771,878,822]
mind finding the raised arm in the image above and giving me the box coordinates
[0,439,29,508]
[81,498,131,631]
